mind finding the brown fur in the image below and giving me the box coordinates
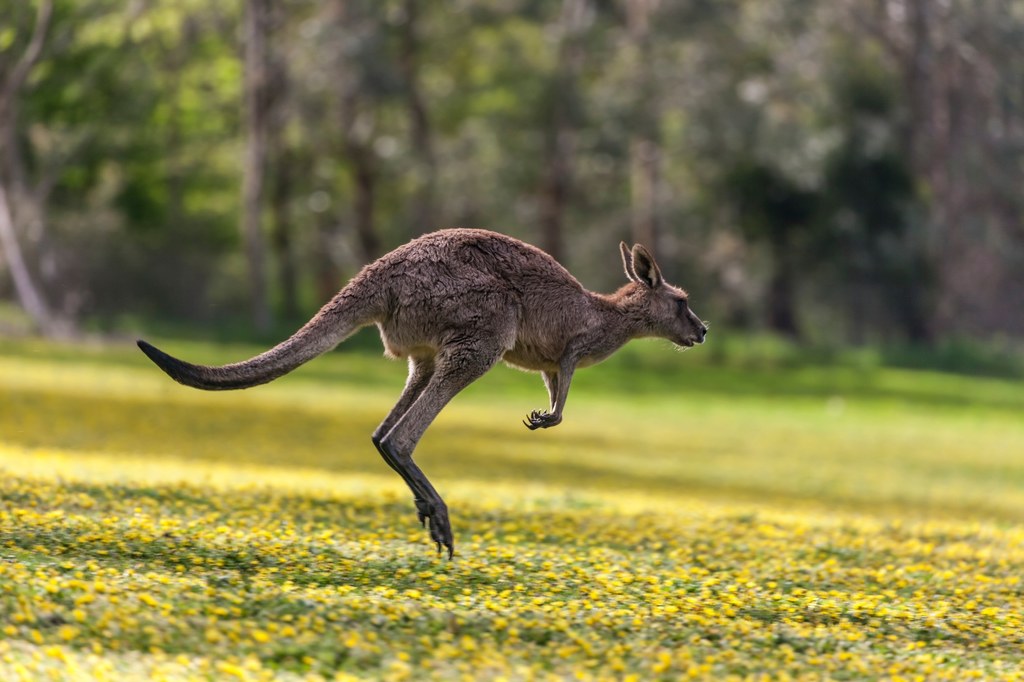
[138,228,707,557]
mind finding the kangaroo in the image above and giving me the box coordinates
[138,228,707,558]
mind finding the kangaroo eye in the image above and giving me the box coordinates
[676,299,688,313]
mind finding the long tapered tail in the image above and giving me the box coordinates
[137,291,371,391]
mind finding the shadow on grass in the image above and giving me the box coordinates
[5,385,1024,523]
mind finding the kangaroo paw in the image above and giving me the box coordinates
[523,409,562,430]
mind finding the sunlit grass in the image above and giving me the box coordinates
[2,337,1024,680]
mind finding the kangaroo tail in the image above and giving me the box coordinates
[137,290,372,391]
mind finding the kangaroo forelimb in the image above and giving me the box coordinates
[524,361,576,430]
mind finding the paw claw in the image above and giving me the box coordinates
[524,409,561,430]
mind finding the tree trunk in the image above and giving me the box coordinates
[0,183,61,335]
[266,5,298,320]
[768,240,800,340]
[893,273,932,344]
[0,0,67,337]
[539,128,572,263]
[270,146,298,319]
[626,0,661,253]
[901,0,944,342]
[349,146,380,263]
[857,0,939,344]
[241,0,272,331]
[397,0,437,236]
[336,0,380,264]
[315,217,343,305]
[538,0,590,263]
[629,136,660,251]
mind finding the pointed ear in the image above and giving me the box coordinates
[619,241,638,282]
[631,244,663,289]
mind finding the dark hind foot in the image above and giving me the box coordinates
[372,436,455,559]
[414,498,453,559]
[523,409,562,430]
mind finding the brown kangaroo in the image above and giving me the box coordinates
[138,228,707,557]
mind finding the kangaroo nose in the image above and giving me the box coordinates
[699,325,708,341]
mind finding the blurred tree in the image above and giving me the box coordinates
[267,5,298,319]
[625,0,661,253]
[690,0,825,339]
[115,2,244,321]
[395,0,437,236]
[0,0,1022,345]
[334,0,385,263]
[241,0,272,331]
[0,0,61,335]
[851,0,1024,336]
[538,0,591,262]
[819,48,929,343]
[723,160,818,339]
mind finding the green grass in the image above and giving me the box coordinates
[2,335,1022,517]
[1,335,1023,680]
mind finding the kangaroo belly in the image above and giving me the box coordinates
[377,321,439,360]
[376,292,520,362]
[502,343,559,373]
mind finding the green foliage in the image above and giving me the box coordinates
[882,338,1024,380]
[721,160,819,246]
[2,0,1023,341]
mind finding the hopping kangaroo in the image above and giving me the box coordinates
[138,229,707,557]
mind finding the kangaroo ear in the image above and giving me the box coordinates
[619,241,638,282]
[631,244,663,289]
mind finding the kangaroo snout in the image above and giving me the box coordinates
[683,312,708,346]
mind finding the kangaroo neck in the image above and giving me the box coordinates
[573,290,645,367]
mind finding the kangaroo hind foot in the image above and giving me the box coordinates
[372,434,453,558]
[374,437,454,558]
[415,497,452,558]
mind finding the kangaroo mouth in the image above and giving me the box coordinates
[675,335,705,349]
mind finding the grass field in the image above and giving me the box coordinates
[1,335,1023,680]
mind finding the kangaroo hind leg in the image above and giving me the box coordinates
[377,337,505,559]
[371,356,435,527]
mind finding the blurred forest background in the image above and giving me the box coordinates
[1,0,1022,358]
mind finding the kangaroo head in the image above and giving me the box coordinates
[619,241,708,348]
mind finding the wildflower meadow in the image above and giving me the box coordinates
[1,337,1023,681]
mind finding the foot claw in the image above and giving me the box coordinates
[523,409,561,430]
[413,499,454,559]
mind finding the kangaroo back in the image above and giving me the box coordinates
[138,286,376,390]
